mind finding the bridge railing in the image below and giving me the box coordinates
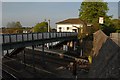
[2,32,77,44]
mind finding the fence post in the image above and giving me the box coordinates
[49,32,51,39]
[2,35,4,44]
[66,32,67,37]
[37,33,38,40]
[61,32,62,37]
[23,49,26,68]
[56,32,57,38]
[27,33,28,41]
[42,33,44,40]
[9,34,11,43]
[32,33,33,40]
[16,34,17,42]
[22,34,24,42]
[32,45,35,72]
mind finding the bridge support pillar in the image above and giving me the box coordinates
[41,43,45,65]
[72,40,77,51]
[32,46,35,72]
[23,49,26,68]
[6,50,9,55]
[2,50,4,57]
[72,41,75,51]
[67,41,70,51]
[51,42,53,49]
[42,43,44,54]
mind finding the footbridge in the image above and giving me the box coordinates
[1,32,90,79]
[2,32,77,50]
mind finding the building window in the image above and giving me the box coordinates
[67,27,69,30]
[72,29,77,32]
[59,27,61,29]
[59,27,62,32]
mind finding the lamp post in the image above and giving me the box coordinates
[48,19,50,32]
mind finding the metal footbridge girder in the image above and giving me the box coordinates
[2,32,77,50]
[8,47,25,57]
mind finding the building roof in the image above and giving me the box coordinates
[56,18,85,24]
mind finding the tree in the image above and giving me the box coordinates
[79,0,111,31]
[6,22,16,28]
[6,21,23,33]
[33,22,48,32]
[7,21,22,28]
[111,19,120,33]
[78,0,112,57]
[15,21,22,28]
[15,21,23,33]
[112,19,120,30]
[102,23,116,36]
[79,0,118,36]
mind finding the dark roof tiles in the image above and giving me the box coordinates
[56,18,85,24]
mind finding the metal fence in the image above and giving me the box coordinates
[2,32,77,44]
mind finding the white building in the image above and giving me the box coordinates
[56,18,85,32]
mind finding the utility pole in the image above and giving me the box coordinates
[47,19,50,49]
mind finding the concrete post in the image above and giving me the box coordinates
[41,43,45,65]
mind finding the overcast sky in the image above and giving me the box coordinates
[2,1,119,28]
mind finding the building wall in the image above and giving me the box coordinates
[110,33,120,46]
[56,24,83,32]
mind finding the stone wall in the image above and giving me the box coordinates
[93,30,108,57]
[88,31,120,78]
[110,33,120,47]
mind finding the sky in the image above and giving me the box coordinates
[1,0,120,2]
[2,1,119,28]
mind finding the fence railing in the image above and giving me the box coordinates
[2,32,77,44]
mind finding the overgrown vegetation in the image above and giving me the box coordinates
[33,22,48,32]
[79,0,120,36]
[4,21,23,34]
